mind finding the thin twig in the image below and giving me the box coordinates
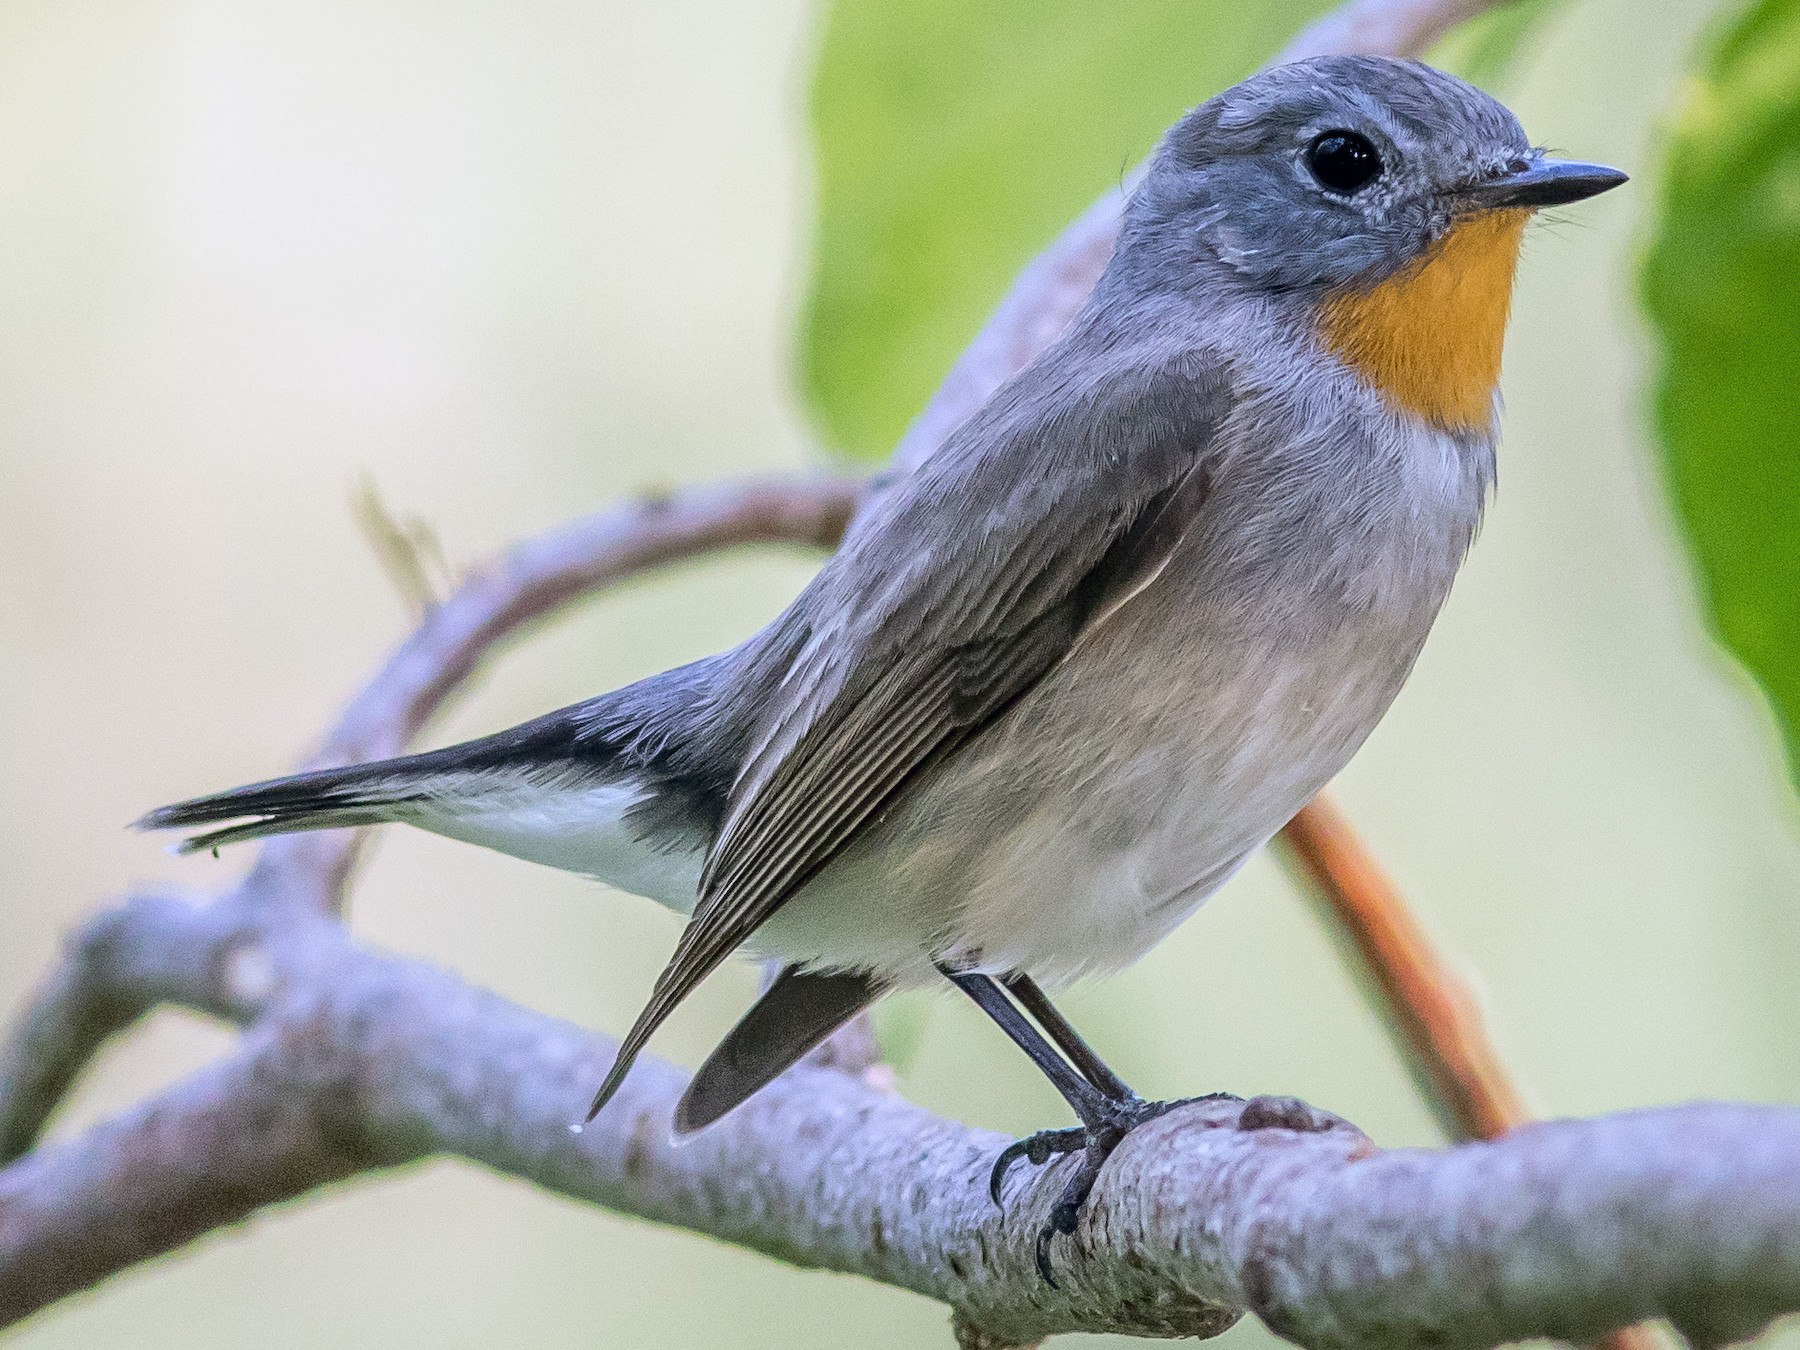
[1277,794,1528,1139]
[1276,809,1668,1350]
[886,9,1662,1340]
[349,473,454,620]
[0,478,860,1162]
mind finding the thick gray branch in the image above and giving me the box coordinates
[0,1029,369,1326]
[0,897,252,1164]
[3,900,1797,1346]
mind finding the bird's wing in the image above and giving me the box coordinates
[584,347,1230,1119]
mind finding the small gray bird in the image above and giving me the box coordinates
[143,56,1624,1277]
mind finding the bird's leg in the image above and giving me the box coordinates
[938,966,1113,1121]
[938,965,1231,1285]
[1001,973,1135,1101]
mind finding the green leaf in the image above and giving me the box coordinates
[801,0,1332,460]
[1642,0,1800,778]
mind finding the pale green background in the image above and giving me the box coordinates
[3,0,1796,1346]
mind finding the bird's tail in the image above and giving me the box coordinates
[136,757,440,854]
[139,659,729,891]
[141,661,726,881]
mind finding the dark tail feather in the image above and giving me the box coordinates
[673,966,885,1134]
[136,759,436,855]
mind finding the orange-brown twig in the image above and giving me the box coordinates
[1277,793,1527,1140]
[1278,795,1670,1350]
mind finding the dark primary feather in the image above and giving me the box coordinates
[138,758,441,852]
[137,652,746,854]
[583,330,1231,1121]
[673,965,885,1133]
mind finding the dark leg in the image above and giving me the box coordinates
[939,964,1229,1286]
[1001,974,1134,1101]
[938,967,1110,1119]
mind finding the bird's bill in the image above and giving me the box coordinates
[1454,157,1628,210]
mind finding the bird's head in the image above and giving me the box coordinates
[1125,56,1626,431]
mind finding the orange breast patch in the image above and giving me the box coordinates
[1318,209,1530,432]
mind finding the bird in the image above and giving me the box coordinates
[140,55,1625,1281]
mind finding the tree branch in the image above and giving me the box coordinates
[0,478,863,1169]
[1277,795,1528,1140]
[1274,0,1510,65]
[0,1029,370,1326]
[6,899,1800,1347]
[0,897,253,1164]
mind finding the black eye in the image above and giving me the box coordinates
[1307,130,1383,194]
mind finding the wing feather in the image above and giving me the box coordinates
[584,344,1229,1121]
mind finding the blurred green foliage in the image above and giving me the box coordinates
[1643,0,1800,781]
[801,0,1330,460]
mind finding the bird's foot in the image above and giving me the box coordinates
[990,1093,1239,1287]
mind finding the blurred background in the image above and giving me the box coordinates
[4,0,1799,1346]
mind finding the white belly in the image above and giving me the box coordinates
[750,615,1408,987]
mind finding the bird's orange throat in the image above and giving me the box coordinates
[1317,209,1530,432]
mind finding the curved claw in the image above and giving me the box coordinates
[987,1126,1086,1207]
[988,1139,1033,1206]
[1036,1193,1085,1286]
[987,1140,1029,1206]
[1034,1146,1102,1285]
[1034,1226,1061,1287]
[994,1096,1244,1282]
